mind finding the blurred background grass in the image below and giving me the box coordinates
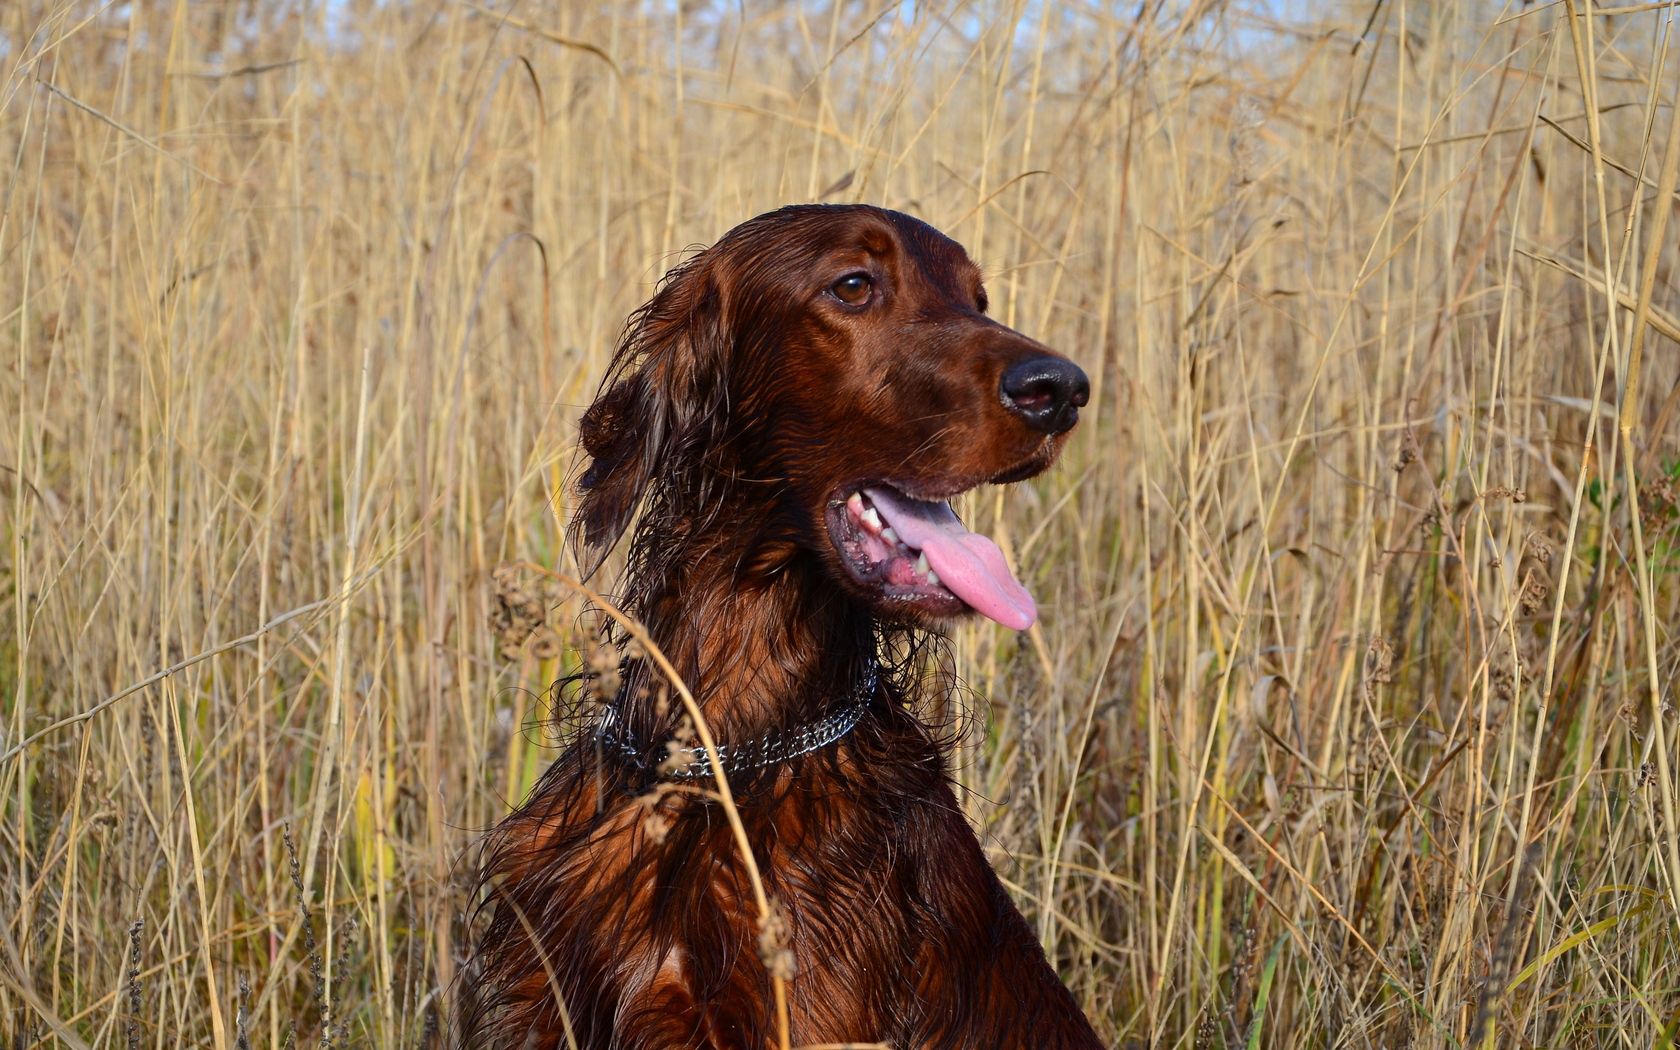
[3,0,1680,1046]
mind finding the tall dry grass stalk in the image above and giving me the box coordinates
[3,0,1679,1046]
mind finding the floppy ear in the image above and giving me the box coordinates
[569,254,728,579]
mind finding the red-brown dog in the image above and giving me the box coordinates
[460,204,1103,1049]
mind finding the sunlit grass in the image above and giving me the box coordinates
[3,1,1679,1046]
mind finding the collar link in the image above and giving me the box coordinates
[596,661,879,780]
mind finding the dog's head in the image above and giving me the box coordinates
[573,204,1086,631]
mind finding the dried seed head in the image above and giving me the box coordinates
[638,782,675,844]
[585,638,622,698]
[1395,430,1420,473]
[528,627,561,661]
[758,898,797,980]
[1366,636,1395,685]
[490,564,550,659]
[643,811,670,844]
[652,715,700,776]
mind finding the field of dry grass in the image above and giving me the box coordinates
[4,0,1680,1046]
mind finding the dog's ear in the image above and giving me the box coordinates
[569,254,728,579]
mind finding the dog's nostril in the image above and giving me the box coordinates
[1000,356,1089,435]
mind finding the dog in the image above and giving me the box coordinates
[460,203,1103,1049]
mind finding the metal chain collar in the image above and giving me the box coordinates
[595,662,878,780]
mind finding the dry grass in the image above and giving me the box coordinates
[3,0,1680,1046]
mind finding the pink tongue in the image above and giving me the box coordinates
[864,488,1037,631]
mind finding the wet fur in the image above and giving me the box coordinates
[459,204,1104,1049]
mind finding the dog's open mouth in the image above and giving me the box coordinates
[827,485,1037,630]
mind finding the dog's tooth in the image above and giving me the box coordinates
[861,507,882,530]
[880,527,898,544]
[915,551,929,576]
[846,492,864,514]
[926,568,940,588]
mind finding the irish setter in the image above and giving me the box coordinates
[460,204,1103,1049]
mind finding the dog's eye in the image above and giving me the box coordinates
[831,274,873,306]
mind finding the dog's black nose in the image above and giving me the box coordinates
[1000,356,1089,435]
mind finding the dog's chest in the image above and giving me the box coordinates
[628,776,972,1038]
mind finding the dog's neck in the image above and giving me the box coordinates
[611,537,879,748]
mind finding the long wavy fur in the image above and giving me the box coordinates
[457,204,1103,1050]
